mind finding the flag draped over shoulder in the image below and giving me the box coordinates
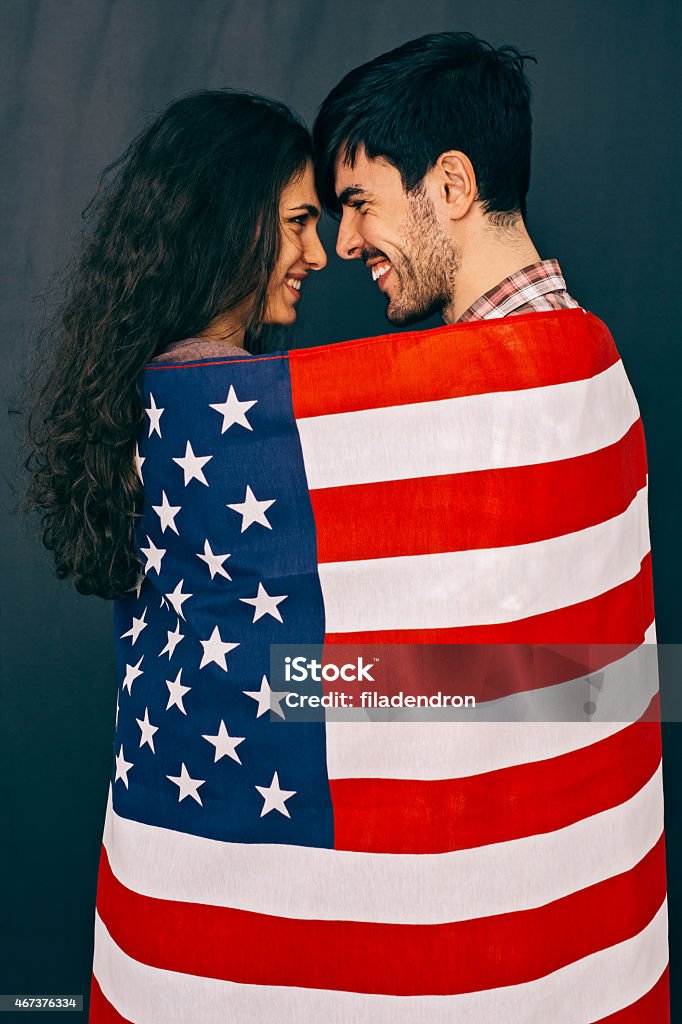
[89,308,669,1023]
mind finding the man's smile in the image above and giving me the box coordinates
[371,262,391,282]
[365,254,394,291]
[375,264,394,292]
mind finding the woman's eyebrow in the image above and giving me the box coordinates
[288,203,321,216]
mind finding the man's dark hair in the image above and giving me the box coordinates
[313,31,537,224]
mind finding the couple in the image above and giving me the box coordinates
[148,35,577,369]
[26,31,668,1024]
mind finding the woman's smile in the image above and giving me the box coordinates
[285,274,305,300]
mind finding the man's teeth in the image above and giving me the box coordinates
[371,263,391,282]
[286,278,301,291]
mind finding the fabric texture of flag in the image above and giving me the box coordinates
[89,307,669,1022]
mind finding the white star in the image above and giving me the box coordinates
[120,606,148,644]
[152,491,181,534]
[255,771,296,818]
[240,582,287,623]
[145,393,164,438]
[209,385,257,433]
[122,656,144,695]
[166,763,205,805]
[202,720,245,764]
[136,707,159,752]
[115,690,119,728]
[115,745,134,788]
[159,619,184,659]
[140,535,165,575]
[172,440,213,487]
[199,626,240,671]
[243,674,289,719]
[196,539,232,580]
[164,579,193,621]
[227,485,275,533]
[134,442,145,483]
[165,668,191,714]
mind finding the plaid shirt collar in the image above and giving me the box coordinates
[456,259,571,322]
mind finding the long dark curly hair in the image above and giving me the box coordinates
[18,89,313,599]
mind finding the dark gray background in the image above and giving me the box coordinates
[2,0,680,1018]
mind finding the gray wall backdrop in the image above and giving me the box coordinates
[2,0,680,1018]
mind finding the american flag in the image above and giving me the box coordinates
[89,308,669,1022]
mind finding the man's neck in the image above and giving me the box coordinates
[442,222,542,323]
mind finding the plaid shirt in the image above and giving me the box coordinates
[457,259,581,322]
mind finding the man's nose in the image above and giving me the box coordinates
[336,210,363,260]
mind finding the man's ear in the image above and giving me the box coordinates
[426,151,478,220]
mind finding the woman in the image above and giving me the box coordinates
[23,88,326,600]
[20,89,327,1019]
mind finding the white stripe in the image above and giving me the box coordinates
[297,360,639,490]
[319,485,650,633]
[327,719,636,780]
[92,899,668,1024]
[99,762,662,925]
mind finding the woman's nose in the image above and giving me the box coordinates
[306,230,328,271]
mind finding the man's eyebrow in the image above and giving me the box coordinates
[337,186,367,205]
[288,203,321,217]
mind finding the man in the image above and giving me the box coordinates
[313,32,578,327]
[311,31,670,1021]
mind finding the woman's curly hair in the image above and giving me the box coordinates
[18,89,313,599]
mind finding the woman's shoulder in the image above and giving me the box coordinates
[149,337,252,364]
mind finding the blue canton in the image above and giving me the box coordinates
[111,355,334,848]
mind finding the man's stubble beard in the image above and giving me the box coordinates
[384,189,461,327]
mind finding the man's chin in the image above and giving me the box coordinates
[385,296,445,328]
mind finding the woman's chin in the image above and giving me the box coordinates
[263,306,297,327]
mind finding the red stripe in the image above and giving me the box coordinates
[591,965,669,1022]
[639,690,662,722]
[95,834,665,996]
[321,640,640,706]
[330,720,661,853]
[290,309,618,418]
[326,553,654,645]
[88,975,133,1023]
[312,421,646,562]
[144,352,284,371]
